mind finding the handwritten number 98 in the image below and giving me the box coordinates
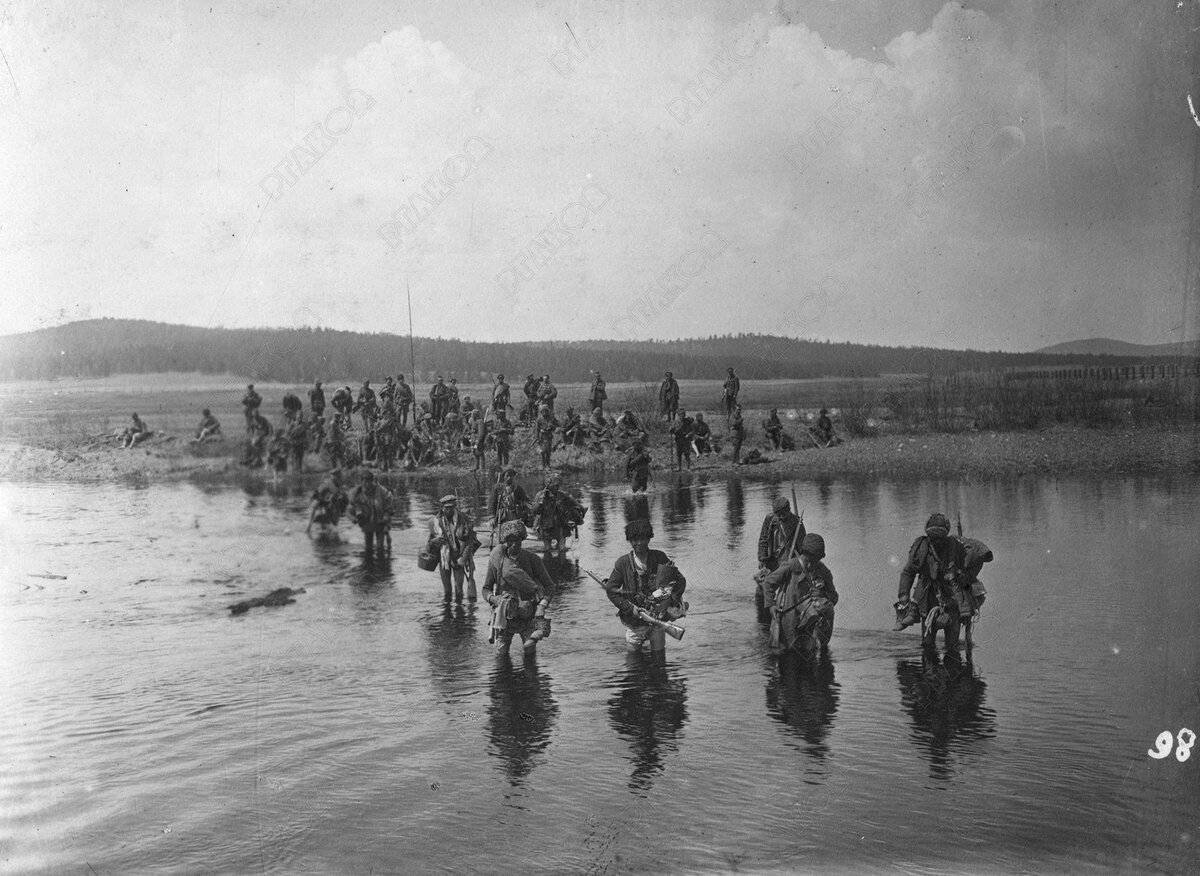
[1147,728,1195,762]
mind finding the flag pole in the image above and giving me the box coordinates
[407,278,417,394]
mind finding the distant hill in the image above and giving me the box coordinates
[0,319,1186,383]
[1036,337,1200,357]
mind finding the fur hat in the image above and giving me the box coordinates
[500,520,527,542]
[624,518,654,541]
[772,496,790,513]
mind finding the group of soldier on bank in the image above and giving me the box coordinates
[220,365,842,478]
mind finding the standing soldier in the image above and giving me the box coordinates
[354,380,378,434]
[692,413,714,455]
[590,372,608,413]
[309,380,326,418]
[482,521,556,655]
[762,533,837,653]
[522,374,540,423]
[729,404,746,464]
[756,496,805,611]
[670,408,695,471]
[626,438,652,493]
[659,371,680,422]
[242,384,262,432]
[282,392,303,423]
[395,374,414,428]
[722,368,740,417]
[331,385,354,428]
[530,475,585,552]
[491,373,511,417]
[493,409,514,467]
[380,375,397,409]
[447,378,461,415]
[427,494,480,603]
[374,402,398,472]
[535,404,559,469]
[243,409,273,467]
[286,412,308,472]
[893,512,967,647]
[470,410,489,472]
[348,470,395,558]
[603,518,687,653]
[429,375,450,425]
[587,407,612,452]
[490,467,530,534]
[537,374,558,414]
[308,413,326,455]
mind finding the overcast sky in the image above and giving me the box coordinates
[2,0,1196,351]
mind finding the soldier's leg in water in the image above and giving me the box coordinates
[452,567,465,602]
[942,605,961,649]
[363,527,375,556]
[646,626,667,652]
[624,624,650,650]
[440,565,453,602]
[495,629,515,654]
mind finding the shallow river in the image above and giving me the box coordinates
[2,472,1198,875]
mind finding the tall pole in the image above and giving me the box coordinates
[407,278,417,394]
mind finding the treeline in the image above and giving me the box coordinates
[0,318,1183,383]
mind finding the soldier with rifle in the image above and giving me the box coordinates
[242,384,262,432]
[755,495,805,612]
[491,373,511,416]
[601,518,687,652]
[395,374,414,427]
[309,380,326,417]
[659,371,680,422]
[722,367,740,416]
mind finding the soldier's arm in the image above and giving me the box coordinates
[761,559,795,607]
[604,561,637,614]
[822,566,838,605]
[898,538,924,598]
[757,517,772,565]
[528,554,556,604]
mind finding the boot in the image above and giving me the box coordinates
[893,601,919,631]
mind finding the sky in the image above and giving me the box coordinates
[1,0,1197,351]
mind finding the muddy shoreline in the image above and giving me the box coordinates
[2,424,1196,486]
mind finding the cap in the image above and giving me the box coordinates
[801,533,826,559]
[772,496,790,513]
[925,513,951,538]
[439,494,458,505]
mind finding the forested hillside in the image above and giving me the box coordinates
[0,319,1177,382]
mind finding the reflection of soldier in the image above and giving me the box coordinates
[896,650,996,783]
[483,649,559,787]
[764,651,839,760]
[606,650,689,791]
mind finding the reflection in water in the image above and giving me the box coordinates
[485,656,559,788]
[662,478,696,536]
[347,554,395,589]
[424,605,481,702]
[724,478,745,550]
[622,495,650,530]
[588,490,608,541]
[896,649,996,783]
[814,477,833,510]
[763,652,839,760]
[606,651,689,792]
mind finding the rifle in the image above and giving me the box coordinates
[582,568,685,641]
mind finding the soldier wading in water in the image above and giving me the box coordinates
[603,518,687,652]
[483,521,556,655]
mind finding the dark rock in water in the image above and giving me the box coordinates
[228,587,306,615]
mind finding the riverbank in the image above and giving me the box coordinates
[2,424,1196,485]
